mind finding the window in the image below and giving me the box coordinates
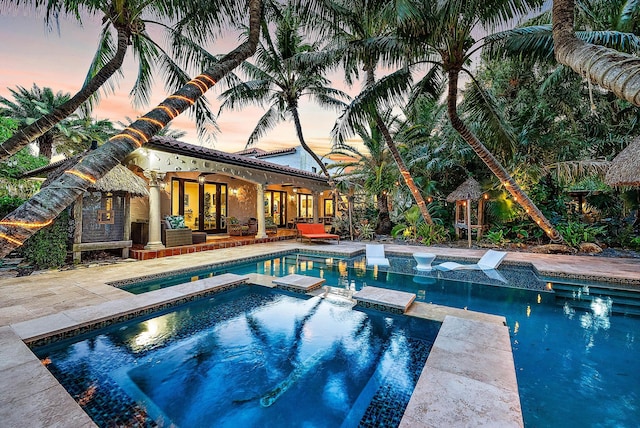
[298,194,313,218]
[324,199,334,217]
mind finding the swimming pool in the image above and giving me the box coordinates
[115,251,640,427]
[35,286,440,427]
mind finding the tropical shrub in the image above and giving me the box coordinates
[391,205,422,240]
[0,195,25,217]
[555,221,606,249]
[22,211,70,269]
[415,223,448,245]
[331,216,351,237]
[356,222,375,241]
[485,228,507,245]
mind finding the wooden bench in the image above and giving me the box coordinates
[296,223,340,244]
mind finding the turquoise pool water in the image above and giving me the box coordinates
[35,286,440,427]
[118,252,640,427]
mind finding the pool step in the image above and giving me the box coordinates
[272,274,326,293]
[552,282,640,316]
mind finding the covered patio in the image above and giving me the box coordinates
[125,136,334,254]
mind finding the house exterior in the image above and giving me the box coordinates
[236,146,335,175]
[125,137,334,250]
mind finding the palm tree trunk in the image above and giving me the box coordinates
[0,0,263,258]
[0,28,131,162]
[446,68,563,243]
[364,69,434,225]
[290,106,334,187]
[373,114,434,225]
[37,133,54,160]
[552,0,640,106]
[376,192,392,234]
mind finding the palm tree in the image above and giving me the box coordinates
[117,117,187,139]
[329,118,398,234]
[301,0,435,225]
[552,0,640,106]
[218,5,348,184]
[0,85,85,159]
[0,0,263,258]
[396,0,564,242]
[0,0,240,162]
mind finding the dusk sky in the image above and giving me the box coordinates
[0,9,360,156]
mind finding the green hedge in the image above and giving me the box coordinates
[21,211,70,269]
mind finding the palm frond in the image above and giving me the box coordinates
[129,34,158,108]
[461,72,518,160]
[332,68,413,144]
[83,26,124,112]
[246,106,285,147]
[218,80,272,114]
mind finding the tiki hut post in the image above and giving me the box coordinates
[446,178,486,244]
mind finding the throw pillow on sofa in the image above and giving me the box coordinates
[165,215,186,229]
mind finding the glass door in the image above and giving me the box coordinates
[183,181,199,229]
[298,194,313,219]
[265,190,286,227]
[171,178,227,233]
[201,182,227,233]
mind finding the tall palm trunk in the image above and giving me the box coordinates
[37,133,54,160]
[0,0,263,258]
[365,69,433,225]
[376,191,392,234]
[446,68,563,242]
[290,105,333,186]
[0,28,131,162]
[552,0,640,106]
[373,114,433,225]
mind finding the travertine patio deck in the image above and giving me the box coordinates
[1,240,639,427]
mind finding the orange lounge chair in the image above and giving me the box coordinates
[296,223,340,244]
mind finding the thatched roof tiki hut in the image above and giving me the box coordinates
[446,178,488,248]
[25,159,148,262]
[605,137,640,187]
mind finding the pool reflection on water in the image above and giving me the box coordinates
[36,286,439,427]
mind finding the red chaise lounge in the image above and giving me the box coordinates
[296,223,340,244]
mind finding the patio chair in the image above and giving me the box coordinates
[433,249,507,271]
[162,215,193,247]
[366,244,390,267]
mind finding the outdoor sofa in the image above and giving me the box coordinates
[162,215,193,247]
[296,223,340,244]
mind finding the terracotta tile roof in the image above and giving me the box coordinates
[234,147,267,156]
[20,155,79,178]
[147,136,328,182]
[234,146,297,158]
[253,147,297,158]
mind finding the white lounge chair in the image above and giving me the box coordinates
[366,244,390,267]
[434,249,507,272]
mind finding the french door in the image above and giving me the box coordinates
[264,190,287,227]
[171,178,227,233]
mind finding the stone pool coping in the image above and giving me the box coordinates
[2,272,520,428]
[1,273,250,427]
[2,241,640,427]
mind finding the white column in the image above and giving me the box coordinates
[255,183,268,239]
[312,191,320,224]
[145,171,166,249]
